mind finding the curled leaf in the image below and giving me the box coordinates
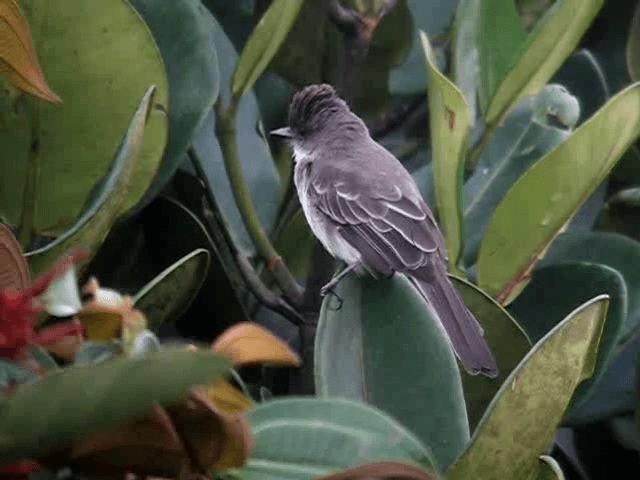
[0,0,60,102]
[211,322,300,367]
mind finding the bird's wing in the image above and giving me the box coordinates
[308,167,445,275]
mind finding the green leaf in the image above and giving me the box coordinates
[452,0,481,121]
[27,347,59,372]
[231,0,303,98]
[389,0,459,95]
[508,263,626,422]
[73,341,121,365]
[445,295,608,480]
[25,87,156,274]
[273,209,314,279]
[534,456,566,480]
[479,0,604,123]
[450,276,531,431]
[0,0,168,239]
[420,31,469,273]
[188,16,281,255]
[133,248,210,332]
[223,397,435,479]
[129,0,220,209]
[627,1,640,82]
[462,85,578,267]
[315,274,468,470]
[0,360,39,388]
[607,415,640,452]
[476,83,640,301]
[539,232,640,341]
[0,349,231,462]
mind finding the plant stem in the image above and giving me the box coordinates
[214,98,304,307]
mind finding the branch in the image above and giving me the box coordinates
[214,99,304,307]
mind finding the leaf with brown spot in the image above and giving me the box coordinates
[318,460,436,480]
[166,388,252,472]
[0,0,60,102]
[211,322,300,367]
[0,223,29,290]
[208,379,254,414]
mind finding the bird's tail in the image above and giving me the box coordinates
[409,268,498,378]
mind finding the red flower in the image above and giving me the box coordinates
[0,249,87,360]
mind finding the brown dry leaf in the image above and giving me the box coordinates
[65,404,188,478]
[166,388,252,473]
[318,461,437,480]
[208,379,254,414]
[211,322,300,367]
[0,0,60,102]
[0,223,30,290]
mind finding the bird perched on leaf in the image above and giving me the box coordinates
[271,84,498,378]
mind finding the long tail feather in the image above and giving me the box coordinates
[409,268,498,378]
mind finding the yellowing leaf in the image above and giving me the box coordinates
[0,0,60,102]
[208,379,254,414]
[211,322,300,367]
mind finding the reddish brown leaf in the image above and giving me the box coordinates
[0,0,61,102]
[318,461,437,480]
[0,224,29,291]
[211,322,300,367]
[166,388,252,473]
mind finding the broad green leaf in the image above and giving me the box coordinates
[534,456,565,480]
[508,263,626,421]
[479,0,604,123]
[222,397,435,479]
[627,1,640,82]
[445,296,608,480]
[565,334,640,424]
[273,209,313,279]
[25,87,156,274]
[420,31,469,273]
[0,0,168,240]
[129,0,220,209]
[539,232,640,341]
[452,0,480,121]
[133,248,210,332]
[450,276,531,431]
[315,274,468,470]
[389,0,459,95]
[596,187,640,240]
[187,16,280,255]
[73,341,121,365]
[0,349,231,462]
[231,0,303,98]
[476,83,640,301]
[463,85,578,267]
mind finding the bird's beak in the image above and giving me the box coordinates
[270,127,293,139]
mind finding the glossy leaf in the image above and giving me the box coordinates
[508,263,626,421]
[318,461,436,480]
[627,1,640,82]
[231,0,303,98]
[0,349,231,462]
[421,31,469,272]
[133,248,210,332]
[26,87,156,274]
[389,0,459,95]
[534,456,566,480]
[539,232,640,341]
[445,296,608,480]
[463,85,578,266]
[129,0,220,208]
[212,322,300,368]
[273,208,314,278]
[0,0,59,102]
[452,0,480,121]
[477,83,640,301]
[0,0,168,237]
[187,17,280,255]
[480,0,604,123]
[315,274,468,469]
[223,397,435,480]
[451,276,531,430]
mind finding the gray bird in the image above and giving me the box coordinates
[271,84,498,378]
